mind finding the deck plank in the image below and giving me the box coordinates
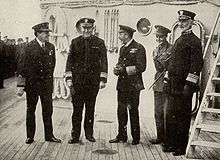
[1,79,220,160]
[0,101,25,142]
[105,120,113,160]
[77,138,86,160]
[98,119,106,160]
[35,107,67,160]
[139,123,156,160]
[199,131,220,159]
[143,118,175,160]
[54,110,73,160]
[111,121,120,160]
[140,118,163,160]
[91,130,99,160]
[63,122,79,160]
[0,108,27,159]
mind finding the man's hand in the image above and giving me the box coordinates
[113,65,123,76]
[113,67,120,76]
[17,87,25,96]
[66,80,73,88]
[99,81,106,89]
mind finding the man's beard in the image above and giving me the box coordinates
[83,33,92,38]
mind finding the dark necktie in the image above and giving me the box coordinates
[121,45,126,52]
[42,43,46,51]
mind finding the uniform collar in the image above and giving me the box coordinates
[124,38,133,47]
[182,28,192,35]
[158,40,168,49]
[36,37,45,47]
[82,35,93,40]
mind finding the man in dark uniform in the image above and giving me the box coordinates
[0,38,6,88]
[65,18,108,143]
[163,10,203,155]
[149,25,172,145]
[15,38,25,68]
[109,25,146,145]
[17,22,61,144]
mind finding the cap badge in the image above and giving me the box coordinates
[179,10,183,16]
[85,19,88,23]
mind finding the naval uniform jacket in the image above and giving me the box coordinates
[165,30,203,150]
[116,39,146,91]
[153,41,172,92]
[17,39,56,93]
[168,30,203,94]
[65,35,108,87]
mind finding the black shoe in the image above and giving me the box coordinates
[162,146,176,152]
[149,138,161,144]
[68,137,79,144]
[109,137,127,143]
[45,136,61,143]
[25,138,34,144]
[132,140,139,145]
[172,149,185,156]
[86,135,96,142]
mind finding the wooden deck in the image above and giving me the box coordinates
[1,77,220,160]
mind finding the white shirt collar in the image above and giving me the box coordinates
[182,28,192,35]
[124,38,133,47]
[36,37,45,47]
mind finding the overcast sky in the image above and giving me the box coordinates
[0,0,41,40]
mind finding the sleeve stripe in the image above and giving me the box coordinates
[65,71,72,78]
[100,72,108,78]
[126,66,136,75]
[186,73,199,83]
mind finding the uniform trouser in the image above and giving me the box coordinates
[165,92,192,150]
[154,91,167,142]
[26,88,53,139]
[71,85,99,139]
[117,90,140,141]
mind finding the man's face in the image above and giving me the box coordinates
[178,18,192,32]
[156,34,166,45]
[37,31,50,42]
[18,40,23,45]
[118,31,128,44]
[81,25,94,38]
[3,37,7,42]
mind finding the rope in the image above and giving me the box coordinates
[41,0,220,8]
